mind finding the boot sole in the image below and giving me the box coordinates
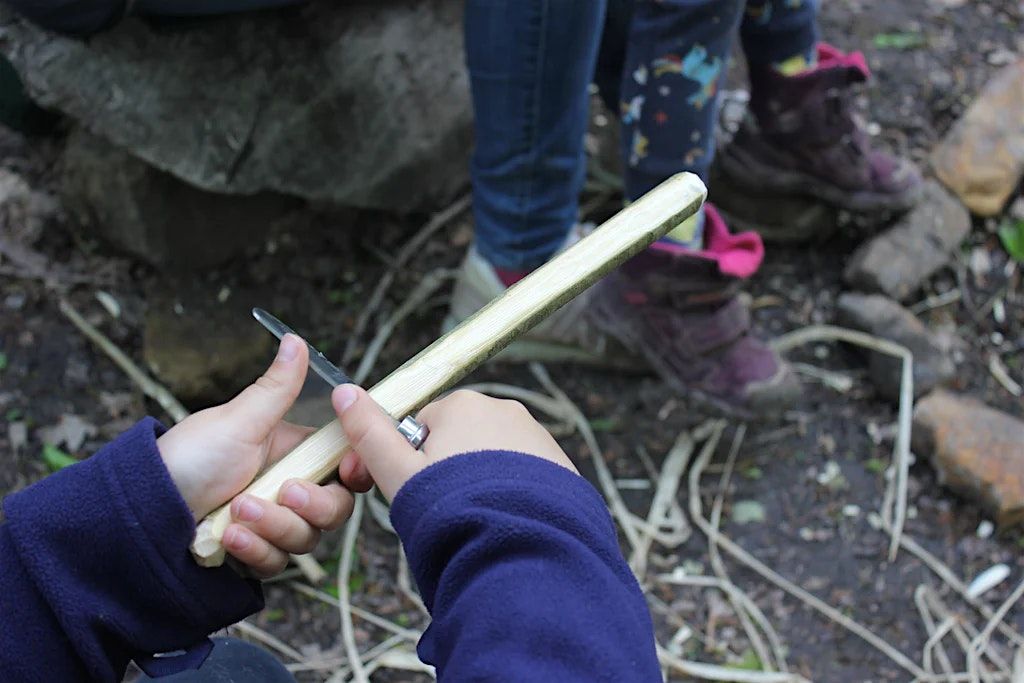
[719,144,923,214]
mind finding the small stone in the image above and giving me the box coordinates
[730,500,766,525]
[932,59,1024,216]
[143,279,274,406]
[844,181,971,301]
[912,391,1024,526]
[976,520,995,539]
[837,293,955,401]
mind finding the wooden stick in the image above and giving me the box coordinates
[191,172,706,565]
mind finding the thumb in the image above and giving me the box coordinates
[333,384,419,502]
[226,334,309,439]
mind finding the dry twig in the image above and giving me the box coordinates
[338,495,368,682]
[772,325,913,561]
[352,268,453,384]
[59,298,189,423]
[342,195,471,366]
[687,420,927,679]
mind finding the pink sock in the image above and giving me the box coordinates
[495,267,530,287]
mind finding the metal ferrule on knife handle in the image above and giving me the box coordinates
[191,173,707,566]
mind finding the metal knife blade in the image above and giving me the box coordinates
[252,307,352,388]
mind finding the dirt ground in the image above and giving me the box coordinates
[1,0,1022,681]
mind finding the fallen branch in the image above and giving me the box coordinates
[59,298,189,423]
[969,577,1024,683]
[352,268,453,384]
[338,495,368,683]
[707,424,788,673]
[342,194,471,366]
[289,553,327,585]
[687,420,927,679]
[230,619,304,662]
[988,354,1023,397]
[629,429,695,578]
[529,363,642,551]
[657,646,809,683]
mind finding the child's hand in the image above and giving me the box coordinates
[157,335,354,577]
[331,385,578,502]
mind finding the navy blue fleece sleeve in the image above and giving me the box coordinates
[0,418,263,682]
[390,451,661,682]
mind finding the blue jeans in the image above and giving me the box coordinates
[470,0,818,270]
[465,0,608,271]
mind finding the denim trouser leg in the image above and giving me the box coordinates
[740,0,819,66]
[465,0,607,271]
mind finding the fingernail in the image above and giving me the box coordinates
[333,384,358,413]
[281,483,310,510]
[234,496,264,522]
[277,334,301,362]
[226,526,251,550]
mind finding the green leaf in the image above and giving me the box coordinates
[5,408,21,422]
[324,584,340,599]
[873,32,926,50]
[263,608,285,622]
[396,613,411,627]
[0,351,7,372]
[587,417,620,433]
[730,649,762,671]
[741,465,763,480]
[41,444,78,472]
[998,219,1024,263]
[348,572,365,593]
[865,457,887,474]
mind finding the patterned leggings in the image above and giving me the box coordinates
[598,0,819,201]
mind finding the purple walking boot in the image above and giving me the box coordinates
[589,204,800,417]
[720,43,923,213]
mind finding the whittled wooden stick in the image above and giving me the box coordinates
[192,172,706,566]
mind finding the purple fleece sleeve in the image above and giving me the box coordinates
[390,451,661,682]
[0,418,263,682]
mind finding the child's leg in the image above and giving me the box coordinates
[722,0,922,212]
[739,0,818,72]
[618,0,744,248]
[464,0,607,274]
[619,0,744,196]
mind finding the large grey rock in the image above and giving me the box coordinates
[836,292,955,402]
[0,0,471,212]
[844,180,971,301]
[62,128,298,270]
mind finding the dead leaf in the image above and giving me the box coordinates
[37,414,97,452]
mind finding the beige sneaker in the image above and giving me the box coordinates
[442,242,643,368]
